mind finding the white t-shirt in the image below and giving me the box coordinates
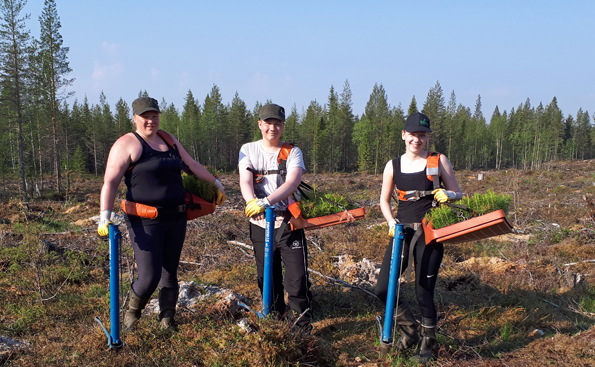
[238,140,306,228]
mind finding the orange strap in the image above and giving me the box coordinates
[121,200,158,219]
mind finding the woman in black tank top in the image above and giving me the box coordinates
[98,97,227,331]
[375,112,462,363]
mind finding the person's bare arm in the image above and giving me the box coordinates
[100,134,138,211]
[266,167,302,205]
[379,160,396,223]
[239,164,256,203]
[438,154,462,200]
[171,136,217,183]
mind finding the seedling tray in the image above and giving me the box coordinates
[290,207,366,231]
[422,209,513,245]
[185,193,216,220]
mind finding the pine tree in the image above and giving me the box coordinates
[422,81,445,153]
[179,90,200,159]
[325,85,340,172]
[114,97,132,137]
[37,0,73,192]
[364,83,390,174]
[407,96,418,115]
[227,92,250,170]
[0,0,32,199]
[338,80,356,171]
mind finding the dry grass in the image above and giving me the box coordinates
[1,160,595,366]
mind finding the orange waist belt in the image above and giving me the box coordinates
[121,200,159,219]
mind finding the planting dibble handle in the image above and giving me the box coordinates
[377,224,404,354]
[95,223,123,349]
[262,206,276,317]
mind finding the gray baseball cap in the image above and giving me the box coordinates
[132,97,161,115]
[259,103,286,122]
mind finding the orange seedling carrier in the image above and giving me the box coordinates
[422,209,513,245]
[290,207,366,231]
[185,192,217,220]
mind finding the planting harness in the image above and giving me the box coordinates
[246,142,313,220]
[121,130,215,221]
[393,152,468,281]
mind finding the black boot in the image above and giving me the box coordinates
[158,287,179,330]
[394,302,420,351]
[416,316,438,364]
[123,287,150,330]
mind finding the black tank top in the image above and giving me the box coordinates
[125,132,186,208]
[392,156,434,223]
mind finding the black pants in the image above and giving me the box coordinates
[250,223,312,327]
[126,217,187,298]
[375,226,444,319]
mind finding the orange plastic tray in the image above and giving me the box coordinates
[185,193,216,220]
[422,209,513,245]
[290,207,366,231]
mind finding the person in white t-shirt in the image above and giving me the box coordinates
[238,103,312,332]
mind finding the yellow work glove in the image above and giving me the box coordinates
[388,219,397,238]
[245,197,270,218]
[97,210,112,236]
[213,179,226,205]
[432,189,456,203]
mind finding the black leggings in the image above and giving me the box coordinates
[126,218,187,298]
[250,223,312,326]
[375,227,444,318]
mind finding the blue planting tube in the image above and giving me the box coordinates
[108,223,123,347]
[262,206,276,317]
[381,224,405,345]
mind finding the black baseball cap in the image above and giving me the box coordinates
[259,103,286,122]
[132,97,161,115]
[404,112,431,133]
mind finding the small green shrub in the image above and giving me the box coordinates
[182,172,217,202]
[425,190,512,229]
[299,189,358,219]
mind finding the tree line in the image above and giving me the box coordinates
[1,1,594,201]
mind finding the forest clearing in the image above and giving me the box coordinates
[1,160,595,366]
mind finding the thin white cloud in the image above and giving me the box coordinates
[92,61,124,81]
[252,72,270,93]
[101,42,119,55]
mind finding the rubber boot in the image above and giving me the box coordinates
[394,302,420,351]
[158,287,179,330]
[416,316,438,364]
[123,288,150,330]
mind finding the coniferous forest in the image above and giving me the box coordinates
[1,0,594,201]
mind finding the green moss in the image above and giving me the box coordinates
[425,190,512,229]
[299,189,358,219]
[182,172,217,202]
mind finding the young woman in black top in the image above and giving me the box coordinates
[376,112,462,363]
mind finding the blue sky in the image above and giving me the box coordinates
[23,0,595,119]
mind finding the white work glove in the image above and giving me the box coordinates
[432,189,456,203]
[388,219,397,238]
[97,210,112,236]
[213,179,226,205]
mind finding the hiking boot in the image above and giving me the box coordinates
[123,287,150,330]
[416,316,438,364]
[394,302,420,351]
[158,287,179,331]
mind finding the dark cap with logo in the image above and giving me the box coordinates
[132,97,161,116]
[259,103,286,122]
[404,112,431,133]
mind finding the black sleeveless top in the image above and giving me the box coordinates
[124,132,186,223]
[392,156,435,223]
